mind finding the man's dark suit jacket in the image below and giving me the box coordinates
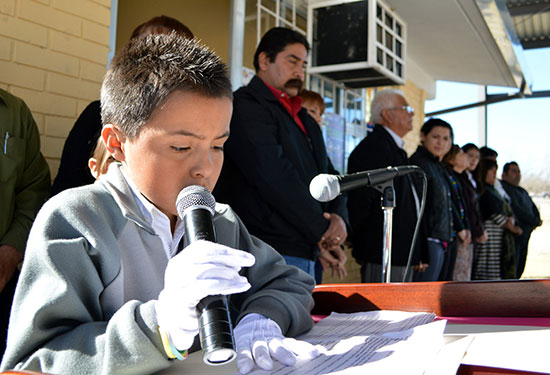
[214,76,347,261]
[52,100,101,195]
[501,180,542,231]
[347,124,421,266]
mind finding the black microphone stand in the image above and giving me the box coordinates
[374,180,396,283]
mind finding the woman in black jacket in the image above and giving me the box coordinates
[473,159,522,280]
[410,119,454,281]
[461,143,487,243]
[443,145,473,280]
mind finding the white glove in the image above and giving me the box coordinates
[155,240,255,351]
[234,313,321,374]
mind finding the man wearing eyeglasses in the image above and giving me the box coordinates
[347,89,423,283]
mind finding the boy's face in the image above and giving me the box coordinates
[104,90,232,219]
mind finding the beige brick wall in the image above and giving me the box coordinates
[0,0,111,177]
[401,79,427,156]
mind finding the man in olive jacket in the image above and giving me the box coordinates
[0,89,50,356]
[215,27,348,279]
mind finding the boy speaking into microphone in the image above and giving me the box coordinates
[1,33,318,375]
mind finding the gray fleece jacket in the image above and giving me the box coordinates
[0,163,315,374]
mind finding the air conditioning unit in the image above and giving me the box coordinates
[307,0,406,88]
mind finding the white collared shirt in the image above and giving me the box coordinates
[495,179,512,203]
[383,125,406,150]
[466,170,477,189]
[120,167,185,260]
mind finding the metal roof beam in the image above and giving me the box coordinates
[425,89,550,117]
[507,2,550,16]
[521,37,550,49]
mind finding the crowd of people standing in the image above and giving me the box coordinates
[346,99,542,283]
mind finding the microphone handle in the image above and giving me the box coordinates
[339,166,421,194]
[183,208,218,243]
[338,167,399,193]
[183,209,237,365]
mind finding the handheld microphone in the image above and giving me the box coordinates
[176,185,237,366]
[309,165,422,202]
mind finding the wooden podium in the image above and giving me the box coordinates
[3,280,549,375]
[312,279,550,375]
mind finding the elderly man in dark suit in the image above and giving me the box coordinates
[347,89,422,282]
[214,27,348,281]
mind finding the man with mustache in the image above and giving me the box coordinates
[215,27,348,280]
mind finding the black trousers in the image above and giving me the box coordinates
[0,271,19,360]
[439,239,458,281]
[515,229,533,278]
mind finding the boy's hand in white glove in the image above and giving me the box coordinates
[155,240,255,351]
[234,313,321,374]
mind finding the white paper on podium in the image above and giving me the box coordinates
[459,328,550,374]
[246,310,461,375]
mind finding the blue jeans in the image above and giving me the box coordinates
[314,259,323,284]
[282,255,316,280]
[414,240,445,281]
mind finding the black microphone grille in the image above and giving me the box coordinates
[176,185,216,218]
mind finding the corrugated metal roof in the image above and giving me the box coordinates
[506,0,550,49]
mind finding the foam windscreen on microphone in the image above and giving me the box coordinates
[176,185,216,218]
[309,174,341,202]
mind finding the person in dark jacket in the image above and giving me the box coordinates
[300,89,348,282]
[410,118,454,281]
[474,159,522,280]
[443,145,472,280]
[347,89,422,282]
[440,144,472,281]
[501,161,542,278]
[214,27,348,279]
[461,143,487,244]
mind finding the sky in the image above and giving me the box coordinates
[424,47,550,178]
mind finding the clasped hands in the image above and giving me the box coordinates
[317,212,348,280]
[155,240,320,373]
[457,229,472,246]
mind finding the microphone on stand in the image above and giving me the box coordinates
[309,165,422,202]
[176,185,237,366]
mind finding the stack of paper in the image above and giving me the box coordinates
[249,310,464,375]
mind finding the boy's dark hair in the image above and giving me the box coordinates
[253,27,310,71]
[420,118,454,140]
[101,33,232,139]
[461,143,479,153]
[130,15,194,40]
[479,146,498,159]
[503,161,518,174]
